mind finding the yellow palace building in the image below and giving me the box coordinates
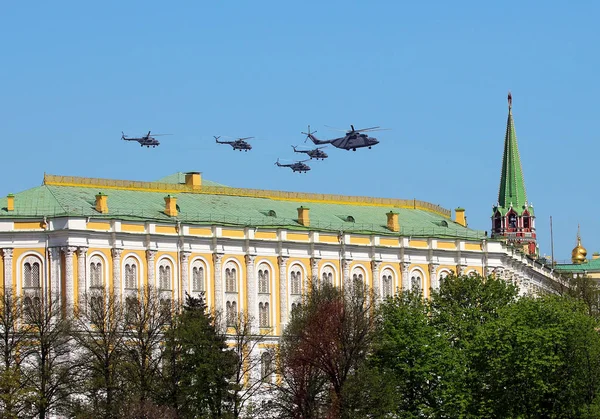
[0,97,562,337]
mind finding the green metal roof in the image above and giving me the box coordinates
[0,173,486,240]
[495,96,530,215]
[555,258,600,273]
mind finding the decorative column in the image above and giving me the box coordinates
[111,248,123,300]
[2,248,13,294]
[310,257,320,286]
[371,260,381,294]
[213,253,224,312]
[146,250,157,288]
[278,256,289,325]
[180,251,191,301]
[77,247,88,309]
[63,246,77,309]
[245,254,257,331]
[48,248,61,301]
[429,263,440,291]
[342,258,351,289]
[401,262,410,291]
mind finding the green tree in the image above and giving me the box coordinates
[473,296,600,418]
[163,292,236,418]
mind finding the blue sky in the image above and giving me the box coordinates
[1,1,597,261]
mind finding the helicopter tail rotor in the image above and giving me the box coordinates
[121,131,125,140]
[214,136,221,142]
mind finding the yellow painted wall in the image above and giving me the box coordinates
[380,238,399,247]
[155,226,177,235]
[409,240,428,248]
[189,227,212,236]
[87,221,111,231]
[319,234,339,244]
[287,233,310,242]
[349,236,371,246]
[14,221,44,230]
[121,223,146,233]
[464,243,481,251]
[222,229,245,238]
[437,241,456,250]
[255,231,277,240]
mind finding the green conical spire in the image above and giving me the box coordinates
[497,92,527,211]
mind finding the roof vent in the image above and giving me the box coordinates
[6,194,14,212]
[95,192,108,214]
[184,172,202,189]
[267,210,277,217]
[346,216,355,223]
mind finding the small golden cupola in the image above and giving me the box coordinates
[571,225,588,264]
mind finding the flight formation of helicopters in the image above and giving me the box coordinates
[121,125,386,174]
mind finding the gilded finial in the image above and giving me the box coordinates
[571,224,588,264]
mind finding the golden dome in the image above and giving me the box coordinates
[571,226,587,264]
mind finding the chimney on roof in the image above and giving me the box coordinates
[386,211,399,232]
[454,208,467,227]
[6,194,14,212]
[95,192,108,214]
[185,172,202,189]
[165,195,178,217]
[297,206,310,227]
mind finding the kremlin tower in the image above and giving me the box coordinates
[491,93,537,255]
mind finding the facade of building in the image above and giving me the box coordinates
[0,96,563,349]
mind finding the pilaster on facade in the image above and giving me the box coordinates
[245,254,258,332]
[371,260,382,293]
[342,258,352,289]
[429,263,440,291]
[62,246,77,309]
[146,249,157,288]
[48,248,61,301]
[213,252,225,313]
[401,262,410,291]
[77,246,88,310]
[2,248,13,294]
[278,255,289,326]
[111,248,123,300]
[310,257,320,285]
[180,251,191,299]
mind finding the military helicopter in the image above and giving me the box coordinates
[121,131,170,148]
[214,136,254,151]
[291,145,328,160]
[302,125,384,151]
[275,159,311,173]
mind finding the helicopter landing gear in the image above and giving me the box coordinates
[352,148,357,151]
[368,146,372,149]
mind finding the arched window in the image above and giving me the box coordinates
[261,351,273,383]
[124,258,138,290]
[258,265,270,294]
[290,270,302,295]
[259,302,270,327]
[225,263,237,293]
[89,255,103,289]
[508,212,517,229]
[494,212,502,231]
[23,257,41,290]
[89,295,104,324]
[160,298,172,319]
[158,261,172,291]
[191,261,205,292]
[226,301,237,326]
[523,212,531,229]
[410,271,422,291]
[352,268,365,287]
[321,265,334,286]
[381,269,394,298]
[439,270,451,285]
[291,302,301,314]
